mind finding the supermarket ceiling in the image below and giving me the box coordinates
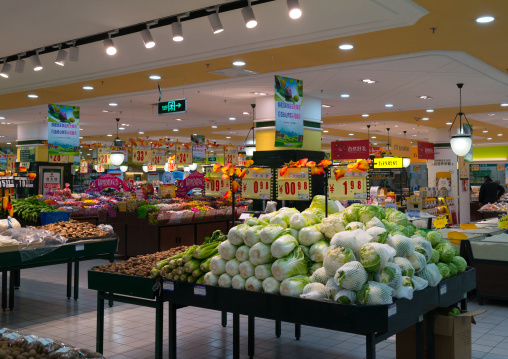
[0,0,507,147]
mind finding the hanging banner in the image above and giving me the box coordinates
[277,167,310,200]
[274,75,303,148]
[87,173,128,193]
[369,146,383,159]
[97,148,111,165]
[151,150,166,166]
[242,168,272,200]
[175,144,193,165]
[6,155,16,172]
[47,104,80,156]
[331,140,370,160]
[417,141,435,160]
[392,138,412,158]
[411,147,427,163]
[79,160,88,174]
[192,145,206,164]
[49,154,68,163]
[132,145,151,164]
[224,147,239,165]
[176,171,205,197]
[191,135,205,145]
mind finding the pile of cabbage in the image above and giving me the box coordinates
[202,200,468,306]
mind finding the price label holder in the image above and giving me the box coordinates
[277,167,310,201]
[163,280,175,292]
[97,148,111,165]
[499,215,508,229]
[439,283,447,296]
[328,169,367,201]
[388,303,397,318]
[96,165,105,173]
[175,145,193,165]
[224,147,239,165]
[194,285,206,296]
[385,202,397,209]
[239,213,252,220]
[0,177,15,188]
[407,210,421,218]
[354,192,367,199]
[75,244,85,251]
[433,216,448,229]
[242,168,272,200]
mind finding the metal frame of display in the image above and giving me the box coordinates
[1,237,117,310]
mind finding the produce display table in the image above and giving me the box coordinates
[1,236,117,310]
[88,268,477,359]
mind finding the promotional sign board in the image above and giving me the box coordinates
[274,75,303,148]
[157,98,187,115]
[277,167,309,200]
[224,147,238,165]
[6,155,16,172]
[48,154,68,163]
[175,144,192,165]
[47,104,80,156]
[417,142,435,160]
[132,145,151,164]
[97,148,111,165]
[192,146,206,164]
[392,138,412,158]
[175,171,205,197]
[191,135,205,145]
[242,168,272,200]
[20,147,35,163]
[331,140,370,160]
[374,158,403,169]
[40,167,63,195]
[151,150,165,166]
[411,147,427,163]
[87,174,128,193]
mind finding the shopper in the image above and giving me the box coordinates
[479,175,505,205]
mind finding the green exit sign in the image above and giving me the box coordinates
[208,157,217,162]
[158,98,187,115]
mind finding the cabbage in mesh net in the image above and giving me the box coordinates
[334,261,368,291]
[356,281,394,305]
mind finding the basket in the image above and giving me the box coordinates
[40,211,71,225]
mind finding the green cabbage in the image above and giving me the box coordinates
[309,195,339,215]
[437,262,451,279]
[358,205,381,224]
[447,262,458,277]
[343,204,363,223]
[259,225,286,244]
[400,223,416,237]
[382,220,402,235]
[345,221,365,231]
[430,249,440,264]
[366,217,385,229]
[280,275,311,297]
[387,210,409,226]
[435,242,455,263]
[426,231,444,248]
[366,227,388,243]
[324,246,356,277]
[451,256,467,273]
[271,247,309,281]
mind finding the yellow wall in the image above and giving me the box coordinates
[256,129,322,152]
[472,146,508,160]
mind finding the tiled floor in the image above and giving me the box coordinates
[1,260,508,359]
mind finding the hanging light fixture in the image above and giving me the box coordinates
[172,19,184,41]
[242,1,257,28]
[110,118,125,166]
[287,0,302,19]
[164,162,171,172]
[142,164,149,172]
[244,104,256,157]
[0,60,12,78]
[208,7,224,34]
[402,130,410,168]
[120,165,128,172]
[449,83,473,156]
[384,128,393,157]
[30,53,43,71]
[55,45,68,66]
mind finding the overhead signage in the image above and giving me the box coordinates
[176,171,205,197]
[224,147,239,165]
[329,176,367,200]
[193,145,206,164]
[331,140,370,160]
[47,104,80,156]
[374,158,403,169]
[417,141,435,160]
[157,98,187,115]
[96,165,105,173]
[151,150,166,166]
[191,134,205,145]
[392,139,412,158]
[132,145,151,164]
[370,171,394,179]
[277,167,310,201]
[274,75,303,148]
[97,148,111,165]
[205,168,230,197]
[242,168,272,200]
[208,157,217,162]
[6,155,16,172]
[48,154,68,163]
[410,147,427,163]
[20,147,35,163]
[175,144,193,165]
[87,174,128,193]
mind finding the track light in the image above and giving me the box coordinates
[242,3,257,28]
[208,10,224,34]
[0,61,12,78]
[104,38,117,55]
[55,48,67,66]
[140,29,155,48]
[172,20,184,41]
[15,58,25,74]
[69,46,79,62]
[30,54,43,71]
[287,0,302,19]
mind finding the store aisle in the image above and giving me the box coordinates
[1,260,507,359]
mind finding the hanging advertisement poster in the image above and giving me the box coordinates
[331,140,369,160]
[192,145,206,164]
[274,75,303,148]
[175,144,193,165]
[417,141,435,159]
[47,104,80,156]
[392,138,412,158]
[191,135,205,145]
[151,150,166,166]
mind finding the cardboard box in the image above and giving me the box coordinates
[396,309,485,359]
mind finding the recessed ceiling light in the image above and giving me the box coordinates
[422,118,429,121]
[149,75,161,80]
[323,130,329,133]
[498,134,502,136]
[483,130,488,133]
[322,104,332,108]
[349,133,354,136]
[501,103,508,107]
[385,104,393,107]
[476,16,495,23]
[419,95,432,100]
[229,117,236,121]
[446,122,453,125]
[0,122,4,124]
[6,142,11,145]
[173,129,179,132]
[79,128,83,131]
[226,136,231,139]
[107,134,112,137]
[0,117,4,120]
[488,113,496,116]
[101,110,110,113]
[371,136,376,138]
[174,118,182,121]
[232,61,246,66]
[426,109,434,113]
[212,125,217,128]
[362,114,369,117]
[83,86,94,90]
[258,92,267,96]
[412,134,417,137]
[243,112,250,115]
[487,137,492,140]
[109,103,118,106]
[27,94,38,98]
[373,143,378,145]
[361,79,377,84]
[338,44,354,50]
[139,131,144,134]
[88,149,92,151]
[79,136,83,139]
[119,127,125,130]
[340,94,350,98]
[192,133,197,136]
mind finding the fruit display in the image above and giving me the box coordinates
[36,221,108,240]
[0,328,106,358]
[197,197,468,305]
[11,197,62,223]
[152,230,228,282]
[94,246,190,277]
[479,203,508,212]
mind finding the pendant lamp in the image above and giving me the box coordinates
[402,130,410,167]
[120,165,128,172]
[244,104,256,157]
[449,83,472,156]
[110,118,125,166]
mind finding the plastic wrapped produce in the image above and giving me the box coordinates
[357,281,394,305]
[359,243,396,272]
[393,276,414,300]
[309,267,329,285]
[323,247,356,277]
[300,283,327,300]
[417,263,442,286]
[325,277,340,299]
[387,234,415,257]
[374,262,402,289]
[393,257,415,277]
[334,261,368,291]
[334,289,357,304]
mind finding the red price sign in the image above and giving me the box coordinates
[96,165,105,173]
[242,168,272,199]
[97,148,111,165]
[151,150,165,166]
[175,145,193,165]
[277,167,309,201]
[147,164,157,172]
[329,175,367,200]
[224,148,238,165]
[132,145,151,164]
[49,154,67,163]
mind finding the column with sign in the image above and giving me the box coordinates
[224,147,238,165]
[328,167,367,200]
[132,145,151,164]
[277,167,310,200]
[97,148,111,166]
[175,145,193,165]
[242,168,272,200]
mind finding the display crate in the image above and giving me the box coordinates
[437,267,476,307]
[40,211,70,225]
[88,268,156,299]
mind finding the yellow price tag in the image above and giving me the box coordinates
[433,216,448,229]
[175,145,193,165]
[97,148,111,165]
[132,145,151,164]
[277,168,310,201]
[499,215,508,229]
[329,174,367,200]
[242,168,272,200]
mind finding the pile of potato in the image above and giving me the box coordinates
[94,246,190,277]
[37,222,107,240]
[0,337,105,359]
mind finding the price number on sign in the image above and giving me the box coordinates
[147,165,157,172]
[80,166,88,174]
[96,165,105,173]
[224,148,238,165]
[328,176,367,200]
[175,146,193,165]
[97,148,111,165]
[433,216,449,229]
[151,151,165,166]
[205,177,229,196]
[6,156,16,172]
[277,180,310,200]
[49,154,66,163]
[132,145,151,164]
[243,179,272,199]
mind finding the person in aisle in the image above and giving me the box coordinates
[479,175,505,205]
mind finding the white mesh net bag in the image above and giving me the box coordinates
[416,263,442,287]
[300,283,327,300]
[357,281,394,305]
[309,267,329,285]
[374,262,402,289]
[412,237,433,262]
[387,234,415,257]
[407,251,427,273]
[359,243,396,273]
[334,261,368,291]
[325,277,340,299]
[393,257,415,277]
[334,289,357,304]
[412,275,429,291]
[323,246,356,277]
[393,276,414,300]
